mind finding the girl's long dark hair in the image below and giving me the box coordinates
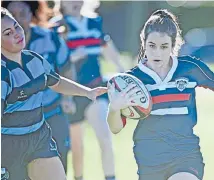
[137,9,184,62]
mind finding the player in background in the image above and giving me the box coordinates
[107,9,214,180]
[50,1,124,180]
[1,7,107,180]
[2,0,71,173]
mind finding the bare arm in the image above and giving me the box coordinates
[107,108,124,134]
[50,76,106,100]
[102,40,125,72]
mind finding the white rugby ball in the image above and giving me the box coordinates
[107,73,152,120]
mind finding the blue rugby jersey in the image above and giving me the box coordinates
[126,56,214,166]
[1,50,60,135]
[64,15,109,87]
[26,25,70,115]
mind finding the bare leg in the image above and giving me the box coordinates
[70,123,84,179]
[86,99,116,178]
[28,156,66,180]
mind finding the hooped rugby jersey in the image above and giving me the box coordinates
[1,50,60,135]
[127,56,214,166]
[64,15,109,87]
[26,25,70,112]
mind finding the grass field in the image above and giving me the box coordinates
[67,59,214,180]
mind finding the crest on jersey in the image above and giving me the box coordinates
[175,78,189,92]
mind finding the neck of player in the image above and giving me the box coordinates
[147,57,172,80]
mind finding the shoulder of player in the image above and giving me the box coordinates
[86,15,103,27]
[31,25,51,36]
[22,50,44,62]
[126,65,145,75]
[32,25,58,40]
[178,55,202,66]
[177,55,207,71]
[126,66,137,73]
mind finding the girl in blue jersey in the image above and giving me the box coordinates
[1,8,106,180]
[107,9,214,180]
[2,0,72,172]
[50,1,124,180]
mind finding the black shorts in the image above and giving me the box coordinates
[137,153,204,180]
[46,113,70,172]
[66,79,109,124]
[1,122,59,180]
[67,93,109,125]
[66,96,91,124]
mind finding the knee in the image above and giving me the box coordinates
[98,137,113,152]
[168,172,199,180]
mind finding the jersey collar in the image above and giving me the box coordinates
[138,56,178,84]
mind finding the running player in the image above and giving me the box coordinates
[2,0,71,172]
[52,1,124,180]
[107,9,214,180]
[1,7,106,180]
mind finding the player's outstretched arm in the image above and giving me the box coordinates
[36,51,107,100]
[102,40,125,72]
[50,76,107,100]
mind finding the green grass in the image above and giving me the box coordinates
[67,59,214,180]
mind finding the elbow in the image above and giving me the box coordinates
[109,125,123,134]
[111,129,122,134]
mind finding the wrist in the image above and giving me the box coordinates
[85,88,94,100]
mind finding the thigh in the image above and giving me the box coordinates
[69,122,84,151]
[86,99,111,138]
[28,156,66,180]
[168,172,199,180]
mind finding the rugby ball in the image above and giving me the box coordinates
[107,73,152,120]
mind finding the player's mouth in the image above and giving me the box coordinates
[17,38,24,44]
[153,59,161,62]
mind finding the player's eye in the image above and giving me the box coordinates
[149,44,155,48]
[4,31,12,36]
[161,46,168,50]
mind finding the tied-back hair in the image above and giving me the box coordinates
[137,9,184,62]
[1,7,14,19]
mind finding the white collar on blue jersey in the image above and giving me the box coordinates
[138,56,178,84]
